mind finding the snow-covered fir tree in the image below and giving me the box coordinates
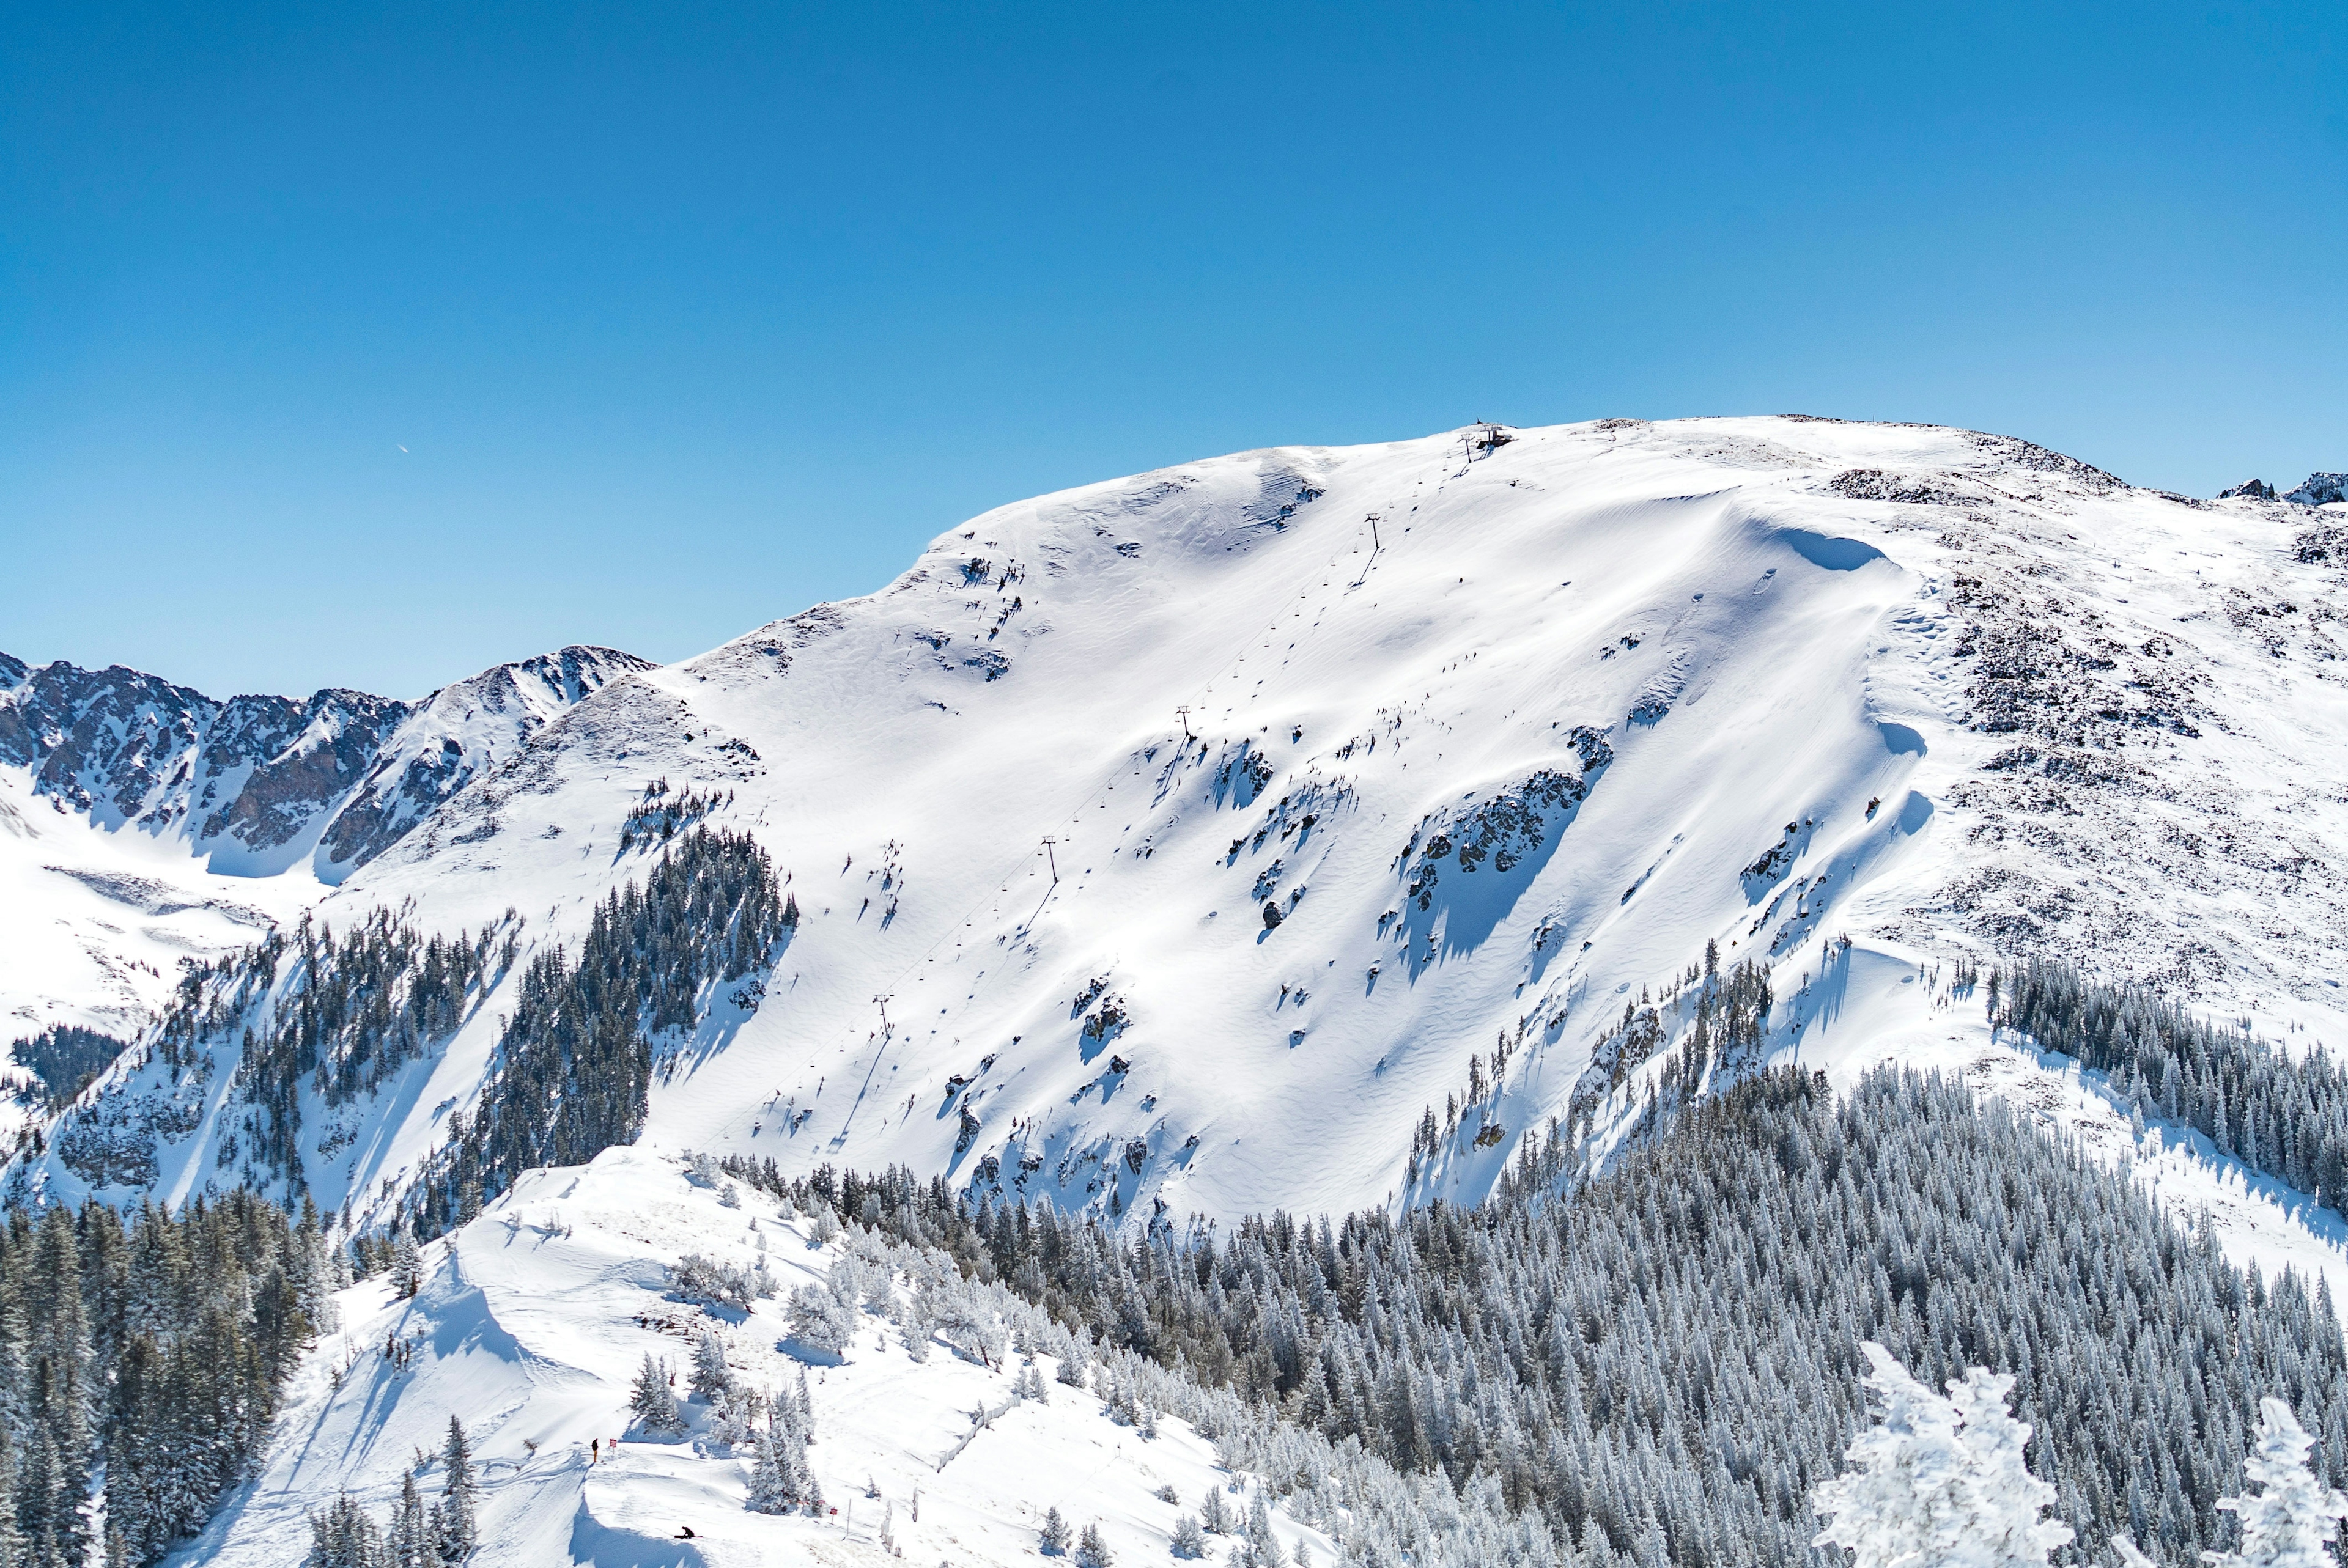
[689,1327,733,1402]
[304,1495,387,1568]
[628,1355,685,1437]
[389,1228,422,1300]
[2206,1399,2348,1568]
[1811,1342,2072,1567]
[786,1280,855,1356]
[744,1425,792,1516]
[432,1417,476,1562]
[1039,1506,1072,1556]
[387,1467,434,1568]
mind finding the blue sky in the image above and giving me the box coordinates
[3,1,2343,698]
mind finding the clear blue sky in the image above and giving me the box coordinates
[4,1,2342,699]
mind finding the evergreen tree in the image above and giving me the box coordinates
[2206,1399,2348,1568]
[305,1496,387,1568]
[1812,1342,2072,1567]
[787,1282,854,1356]
[628,1355,685,1437]
[432,1417,476,1563]
[1172,1515,1208,1558]
[389,1229,422,1300]
[388,1468,436,1568]
[1040,1506,1071,1556]
[689,1328,733,1402]
[1076,1520,1114,1567]
[744,1425,792,1515]
[1245,1492,1275,1559]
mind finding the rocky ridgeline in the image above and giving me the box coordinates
[0,644,652,875]
[2217,470,2347,505]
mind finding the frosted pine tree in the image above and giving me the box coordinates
[629,1354,687,1437]
[1076,1520,1115,1567]
[1041,1506,1072,1556]
[388,1467,435,1568]
[1812,1342,2073,1567]
[2205,1398,2348,1567]
[1246,1492,1277,1559]
[297,1198,343,1336]
[389,1229,423,1299]
[434,1416,478,1562]
[709,1383,766,1448]
[1173,1516,1209,1558]
[689,1328,734,1402]
[745,1426,792,1515]
[1944,1363,2073,1565]
[305,1496,388,1567]
[787,1281,855,1356]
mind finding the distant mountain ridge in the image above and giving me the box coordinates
[0,644,654,880]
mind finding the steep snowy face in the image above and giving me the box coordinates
[316,646,658,875]
[28,416,2348,1229]
[0,661,410,873]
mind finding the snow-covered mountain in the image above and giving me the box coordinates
[0,646,649,1051]
[17,416,2348,1243]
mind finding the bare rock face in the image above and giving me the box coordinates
[0,644,652,876]
[2284,472,2348,506]
[2217,479,2275,500]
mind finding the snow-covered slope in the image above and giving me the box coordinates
[24,417,2348,1234]
[0,767,314,1045]
[176,1146,1448,1568]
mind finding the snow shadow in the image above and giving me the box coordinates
[1781,529,1887,572]
[568,1506,711,1567]
[1395,778,1593,974]
[655,943,792,1082]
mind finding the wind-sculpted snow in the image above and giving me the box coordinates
[177,1148,1508,1568]
[14,416,2348,1239]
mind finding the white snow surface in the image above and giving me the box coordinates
[18,416,2348,1240]
[177,1146,1336,1568]
[0,767,317,1124]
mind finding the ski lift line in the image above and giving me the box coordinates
[807,490,1423,1131]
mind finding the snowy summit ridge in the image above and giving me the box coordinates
[13,415,2348,1234]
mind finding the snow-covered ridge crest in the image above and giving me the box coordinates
[24,416,2348,1234]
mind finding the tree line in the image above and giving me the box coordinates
[1998,956,2348,1210]
[407,826,791,1235]
[726,1060,2348,1566]
[0,1190,339,1566]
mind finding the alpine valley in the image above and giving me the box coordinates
[9,416,2348,1568]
